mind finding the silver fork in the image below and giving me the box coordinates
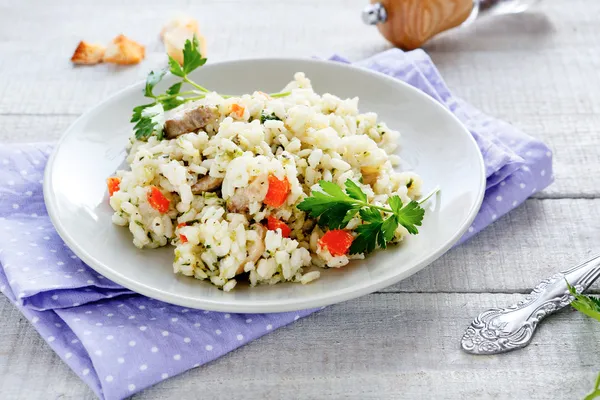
[461,254,600,355]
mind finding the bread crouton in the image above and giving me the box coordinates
[103,35,145,65]
[161,15,206,65]
[163,26,207,65]
[70,41,106,65]
[160,15,200,39]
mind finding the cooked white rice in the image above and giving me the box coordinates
[109,72,423,291]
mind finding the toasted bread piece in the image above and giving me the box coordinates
[163,26,207,65]
[103,35,145,65]
[160,15,200,39]
[70,41,106,65]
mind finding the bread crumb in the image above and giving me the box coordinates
[103,35,145,65]
[162,16,207,65]
[71,41,106,65]
[160,15,200,39]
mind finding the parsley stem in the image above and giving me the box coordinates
[156,91,200,101]
[417,187,441,205]
[368,204,394,214]
[184,95,207,102]
[355,187,440,215]
[270,91,291,98]
[183,76,210,93]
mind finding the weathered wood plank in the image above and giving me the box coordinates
[1,293,598,400]
[392,197,600,293]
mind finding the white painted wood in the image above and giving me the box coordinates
[1,293,598,399]
[1,0,600,398]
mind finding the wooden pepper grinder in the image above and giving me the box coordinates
[362,0,542,50]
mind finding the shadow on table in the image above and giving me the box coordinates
[425,11,555,53]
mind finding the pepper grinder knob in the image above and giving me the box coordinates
[361,2,388,25]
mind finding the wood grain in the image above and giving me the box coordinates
[1,293,598,399]
[1,0,599,399]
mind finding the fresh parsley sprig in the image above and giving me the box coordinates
[132,35,291,140]
[297,179,438,255]
[567,282,600,323]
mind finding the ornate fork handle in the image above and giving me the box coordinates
[461,254,600,355]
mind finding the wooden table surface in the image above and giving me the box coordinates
[1,0,599,398]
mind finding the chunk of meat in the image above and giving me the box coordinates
[226,175,269,213]
[164,106,217,139]
[191,176,223,194]
[360,166,380,186]
[236,224,266,274]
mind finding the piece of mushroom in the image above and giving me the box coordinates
[236,224,266,274]
[226,175,269,213]
[360,166,380,186]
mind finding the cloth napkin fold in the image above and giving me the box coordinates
[0,48,553,400]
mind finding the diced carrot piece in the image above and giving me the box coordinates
[107,177,121,197]
[267,216,291,238]
[264,175,290,207]
[177,222,186,229]
[231,103,245,118]
[318,230,354,257]
[147,186,170,214]
[180,234,188,244]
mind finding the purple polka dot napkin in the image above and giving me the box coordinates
[0,49,552,400]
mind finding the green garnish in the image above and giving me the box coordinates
[296,179,438,255]
[260,112,282,124]
[567,281,600,322]
[585,372,600,400]
[566,281,600,400]
[132,35,290,141]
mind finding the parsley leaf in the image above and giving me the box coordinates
[260,112,282,124]
[131,103,155,123]
[166,82,183,96]
[567,282,600,322]
[345,179,367,202]
[182,35,206,75]
[585,372,600,400]
[168,55,184,77]
[133,104,165,140]
[161,97,185,111]
[144,69,167,98]
[391,197,424,235]
[350,219,384,254]
[133,116,156,140]
[296,182,358,230]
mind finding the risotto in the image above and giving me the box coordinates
[108,72,424,291]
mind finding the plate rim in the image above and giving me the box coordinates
[44,57,486,313]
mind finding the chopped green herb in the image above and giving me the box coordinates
[260,112,282,124]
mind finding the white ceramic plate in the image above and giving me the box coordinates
[44,58,485,313]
